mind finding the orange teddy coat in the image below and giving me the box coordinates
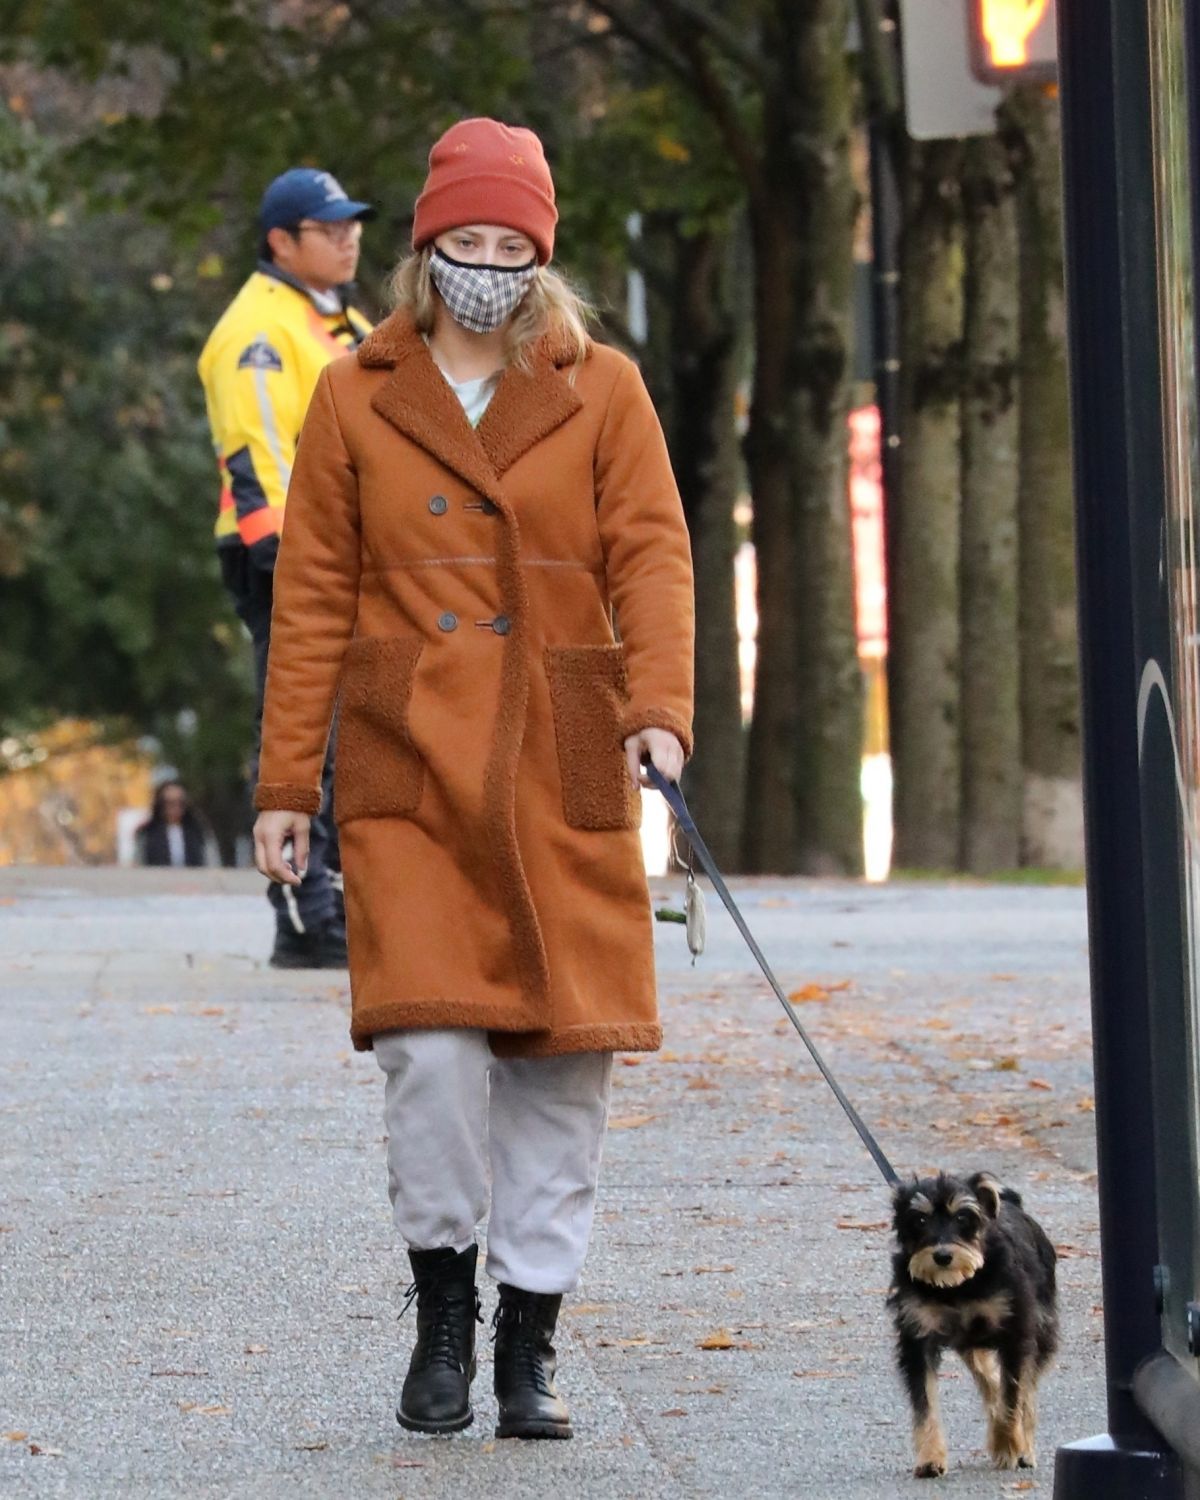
[254,312,695,1057]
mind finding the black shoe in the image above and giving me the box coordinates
[492,1285,573,1440]
[396,1245,482,1434]
[268,919,347,970]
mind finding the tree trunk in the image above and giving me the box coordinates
[890,139,966,870]
[743,0,862,874]
[1004,87,1083,868]
[959,134,1021,873]
[667,223,748,868]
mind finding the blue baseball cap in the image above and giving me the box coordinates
[259,168,375,231]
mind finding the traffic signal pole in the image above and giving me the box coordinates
[1054,1,1190,1492]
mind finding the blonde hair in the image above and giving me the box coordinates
[389,247,594,373]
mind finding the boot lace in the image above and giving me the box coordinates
[401,1276,482,1373]
[492,1302,553,1394]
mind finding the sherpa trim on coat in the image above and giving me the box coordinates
[255,782,322,815]
[255,310,694,1058]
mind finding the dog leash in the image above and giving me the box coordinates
[646,763,901,1189]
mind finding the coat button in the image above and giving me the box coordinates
[429,494,449,515]
[491,615,511,636]
[481,499,499,516]
[438,611,458,632]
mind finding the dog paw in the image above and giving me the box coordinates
[913,1460,947,1479]
[1018,1453,1037,1469]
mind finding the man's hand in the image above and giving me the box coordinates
[624,727,685,790]
[253,809,310,887]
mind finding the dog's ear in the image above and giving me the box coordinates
[969,1172,1004,1219]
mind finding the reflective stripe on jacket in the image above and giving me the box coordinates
[198,265,372,563]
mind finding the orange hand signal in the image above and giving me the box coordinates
[980,0,1050,67]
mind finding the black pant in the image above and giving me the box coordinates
[220,547,340,933]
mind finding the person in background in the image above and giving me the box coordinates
[198,168,375,968]
[135,781,209,868]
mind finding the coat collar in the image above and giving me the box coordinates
[358,312,585,500]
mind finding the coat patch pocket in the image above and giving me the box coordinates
[335,636,425,822]
[545,644,641,832]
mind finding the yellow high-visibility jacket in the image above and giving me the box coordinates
[198,264,372,567]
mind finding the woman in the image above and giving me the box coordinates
[136,780,209,868]
[253,118,694,1440]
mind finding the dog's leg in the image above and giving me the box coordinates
[899,1332,947,1478]
[962,1347,1002,1428]
[989,1341,1032,1470]
[1017,1371,1040,1465]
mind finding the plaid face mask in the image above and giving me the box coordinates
[430,248,539,334]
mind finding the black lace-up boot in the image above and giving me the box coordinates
[396,1245,482,1433]
[492,1284,572,1439]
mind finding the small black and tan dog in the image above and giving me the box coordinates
[888,1171,1058,1478]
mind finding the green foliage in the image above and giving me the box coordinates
[0,110,253,771]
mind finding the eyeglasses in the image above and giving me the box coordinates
[291,219,363,246]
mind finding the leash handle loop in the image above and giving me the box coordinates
[646,763,900,1189]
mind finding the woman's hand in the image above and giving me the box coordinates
[253,810,311,887]
[624,728,685,790]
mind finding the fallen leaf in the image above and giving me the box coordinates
[835,1219,889,1232]
[4,1432,28,1442]
[995,1056,1021,1071]
[295,1441,328,1451]
[178,1402,231,1416]
[698,1330,735,1350]
[244,1345,267,1355]
[198,1007,225,1017]
[686,1076,719,1091]
[597,1335,664,1348]
[608,1114,659,1130]
[1028,1078,1054,1091]
[28,1444,63,1456]
[481,1441,496,1453]
[659,1408,688,1417]
[620,1056,642,1066]
[990,974,1017,982]
[142,1005,175,1015]
[788,984,831,1003]
[1076,1095,1095,1112]
[392,1457,426,1467]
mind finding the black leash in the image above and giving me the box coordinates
[646,763,900,1189]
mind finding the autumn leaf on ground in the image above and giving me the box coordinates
[28,1444,63,1456]
[3,1433,28,1442]
[295,1441,328,1451]
[659,1408,688,1417]
[1028,1078,1054,1091]
[142,1005,175,1015]
[178,1402,231,1416]
[836,1219,889,1231]
[1076,1095,1095,1112]
[608,1114,659,1130]
[787,983,844,1003]
[698,1329,751,1350]
[244,1345,267,1355]
[686,1076,719,1091]
[995,1056,1021,1071]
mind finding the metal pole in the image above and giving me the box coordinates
[1055,1,1184,1490]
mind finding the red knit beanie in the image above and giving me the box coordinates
[412,118,558,266]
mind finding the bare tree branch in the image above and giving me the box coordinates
[585,0,765,204]
[583,0,698,87]
[651,0,769,85]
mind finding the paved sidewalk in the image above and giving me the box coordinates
[1,868,1102,1498]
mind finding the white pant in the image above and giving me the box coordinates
[374,1028,613,1295]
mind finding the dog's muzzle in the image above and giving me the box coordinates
[908,1243,985,1289]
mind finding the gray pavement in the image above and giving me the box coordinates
[1,867,1103,1498]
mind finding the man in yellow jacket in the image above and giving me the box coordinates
[199,168,374,968]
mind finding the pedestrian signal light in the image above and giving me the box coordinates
[968,0,1057,85]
